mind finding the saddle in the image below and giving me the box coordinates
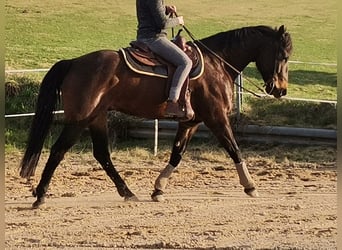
[119,35,204,121]
[119,36,204,80]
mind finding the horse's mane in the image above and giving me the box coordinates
[200,25,293,55]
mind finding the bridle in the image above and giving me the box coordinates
[263,42,281,96]
[264,38,290,98]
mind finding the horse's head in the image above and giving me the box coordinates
[256,25,293,98]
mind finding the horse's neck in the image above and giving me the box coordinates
[224,48,255,79]
[200,36,257,77]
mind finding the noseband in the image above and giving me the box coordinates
[264,78,276,95]
[264,41,284,96]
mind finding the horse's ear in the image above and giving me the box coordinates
[278,25,286,36]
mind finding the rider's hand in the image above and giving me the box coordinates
[165,5,177,15]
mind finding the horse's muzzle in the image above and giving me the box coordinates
[265,79,287,98]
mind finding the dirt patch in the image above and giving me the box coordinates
[5,149,337,249]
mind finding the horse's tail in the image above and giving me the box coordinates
[19,59,72,178]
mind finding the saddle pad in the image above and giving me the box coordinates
[120,42,204,80]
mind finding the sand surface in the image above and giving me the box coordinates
[5,150,337,249]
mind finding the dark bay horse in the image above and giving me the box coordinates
[19,25,292,208]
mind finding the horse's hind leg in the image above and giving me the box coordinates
[152,121,200,202]
[32,124,83,208]
[89,113,137,201]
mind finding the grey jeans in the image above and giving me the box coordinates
[138,36,192,101]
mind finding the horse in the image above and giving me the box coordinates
[19,25,293,208]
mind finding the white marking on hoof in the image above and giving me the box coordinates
[246,188,259,198]
[124,195,139,202]
[152,194,165,202]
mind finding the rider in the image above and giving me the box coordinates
[136,0,194,120]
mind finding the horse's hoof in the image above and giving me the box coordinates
[124,195,139,202]
[32,198,45,209]
[151,189,165,202]
[244,187,259,197]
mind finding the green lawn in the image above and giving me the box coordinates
[5,0,337,101]
[5,0,337,63]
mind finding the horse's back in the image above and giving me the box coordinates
[60,48,169,121]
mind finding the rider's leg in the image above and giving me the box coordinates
[142,36,193,119]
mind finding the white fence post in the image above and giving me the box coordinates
[235,73,243,120]
[154,119,158,156]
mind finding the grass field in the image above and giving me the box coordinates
[5,0,337,100]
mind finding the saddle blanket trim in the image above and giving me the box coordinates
[119,42,204,80]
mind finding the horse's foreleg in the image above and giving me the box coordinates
[234,162,258,196]
[206,118,258,197]
[32,124,83,208]
[89,114,137,201]
[152,122,200,202]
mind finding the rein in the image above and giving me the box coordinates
[180,24,268,98]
